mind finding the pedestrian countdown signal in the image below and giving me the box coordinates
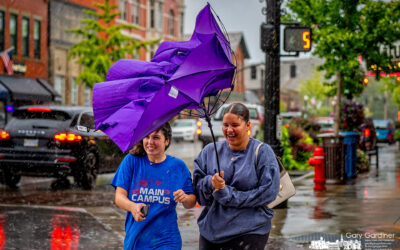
[283,27,312,52]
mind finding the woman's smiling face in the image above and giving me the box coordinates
[143,130,169,160]
[222,113,251,150]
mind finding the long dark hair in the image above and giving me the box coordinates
[130,122,172,156]
[223,103,249,123]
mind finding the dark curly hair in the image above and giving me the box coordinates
[130,122,172,156]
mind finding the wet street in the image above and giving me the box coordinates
[0,141,399,249]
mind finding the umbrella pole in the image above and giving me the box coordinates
[205,113,221,176]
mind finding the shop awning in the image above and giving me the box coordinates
[0,75,60,102]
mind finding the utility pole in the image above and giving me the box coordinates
[263,0,283,156]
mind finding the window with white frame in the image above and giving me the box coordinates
[9,14,17,56]
[157,2,163,31]
[54,76,65,104]
[120,0,127,21]
[22,17,29,58]
[168,10,174,36]
[150,0,155,28]
[71,77,78,106]
[131,0,140,25]
[33,19,41,60]
[84,86,91,107]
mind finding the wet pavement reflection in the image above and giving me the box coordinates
[0,205,122,250]
[0,141,399,249]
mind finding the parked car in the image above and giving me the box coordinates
[0,105,125,189]
[171,119,200,142]
[315,117,334,134]
[373,119,395,144]
[281,111,302,127]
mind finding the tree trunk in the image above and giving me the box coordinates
[334,72,342,136]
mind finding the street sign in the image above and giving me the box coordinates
[283,27,312,52]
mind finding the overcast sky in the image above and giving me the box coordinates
[183,0,266,64]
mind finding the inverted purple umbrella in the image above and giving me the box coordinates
[93,3,236,174]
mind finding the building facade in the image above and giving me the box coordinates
[244,57,325,111]
[48,0,185,106]
[0,0,62,126]
[0,0,48,78]
[48,0,94,106]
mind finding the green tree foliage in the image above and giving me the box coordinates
[299,70,333,117]
[381,76,400,109]
[284,0,400,98]
[67,0,158,88]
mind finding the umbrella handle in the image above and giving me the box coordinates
[205,113,222,177]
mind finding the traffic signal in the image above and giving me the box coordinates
[362,77,369,85]
[260,23,275,52]
[283,27,312,52]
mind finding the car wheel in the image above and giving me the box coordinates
[50,177,71,190]
[3,169,21,188]
[75,150,98,190]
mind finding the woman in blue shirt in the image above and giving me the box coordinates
[111,122,196,249]
[193,103,280,250]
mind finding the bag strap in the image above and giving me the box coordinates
[254,143,287,177]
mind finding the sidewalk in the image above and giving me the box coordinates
[91,144,400,249]
[265,143,400,249]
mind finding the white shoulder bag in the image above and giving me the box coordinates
[254,143,296,209]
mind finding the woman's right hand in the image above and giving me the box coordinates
[130,203,146,222]
[211,171,225,192]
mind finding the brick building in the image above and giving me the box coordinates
[0,0,61,126]
[49,0,185,106]
[0,0,48,78]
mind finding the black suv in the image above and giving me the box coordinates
[0,105,124,189]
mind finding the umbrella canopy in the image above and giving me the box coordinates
[93,3,236,153]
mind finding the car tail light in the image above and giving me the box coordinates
[0,130,10,140]
[27,107,52,112]
[56,157,77,162]
[364,128,370,137]
[54,133,82,142]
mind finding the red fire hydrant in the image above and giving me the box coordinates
[308,146,326,191]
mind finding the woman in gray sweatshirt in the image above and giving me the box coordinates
[193,102,281,250]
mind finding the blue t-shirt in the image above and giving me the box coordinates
[111,154,194,250]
